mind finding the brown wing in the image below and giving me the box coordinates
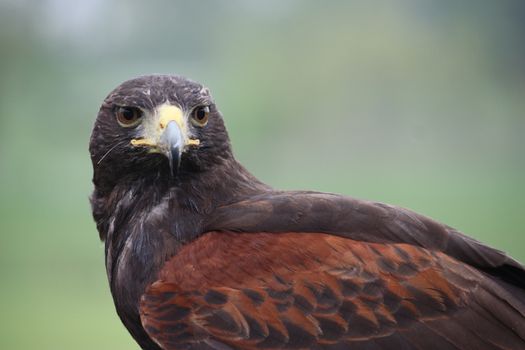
[204,192,525,291]
[140,232,525,350]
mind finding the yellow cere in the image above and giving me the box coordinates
[157,104,186,132]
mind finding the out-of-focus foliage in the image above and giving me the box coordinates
[0,1,523,349]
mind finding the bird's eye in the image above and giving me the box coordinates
[116,107,142,127]
[191,106,210,127]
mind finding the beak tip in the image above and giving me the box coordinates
[168,145,181,176]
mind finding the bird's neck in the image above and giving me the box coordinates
[92,158,268,236]
[177,158,271,214]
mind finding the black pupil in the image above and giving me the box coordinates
[196,108,206,120]
[122,108,135,120]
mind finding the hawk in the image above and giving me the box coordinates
[90,75,525,350]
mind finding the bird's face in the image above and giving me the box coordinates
[90,75,232,187]
[127,103,203,174]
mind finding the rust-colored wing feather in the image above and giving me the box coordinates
[140,232,525,349]
[205,192,525,290]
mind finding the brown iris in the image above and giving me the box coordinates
[116,107,142,127]
[191,106,210,127]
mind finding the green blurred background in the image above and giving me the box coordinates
[1,1,524,349]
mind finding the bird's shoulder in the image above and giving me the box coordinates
[205,190,525,287]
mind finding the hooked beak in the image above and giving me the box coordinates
[130,104,200,176]
[159,120,183,176]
